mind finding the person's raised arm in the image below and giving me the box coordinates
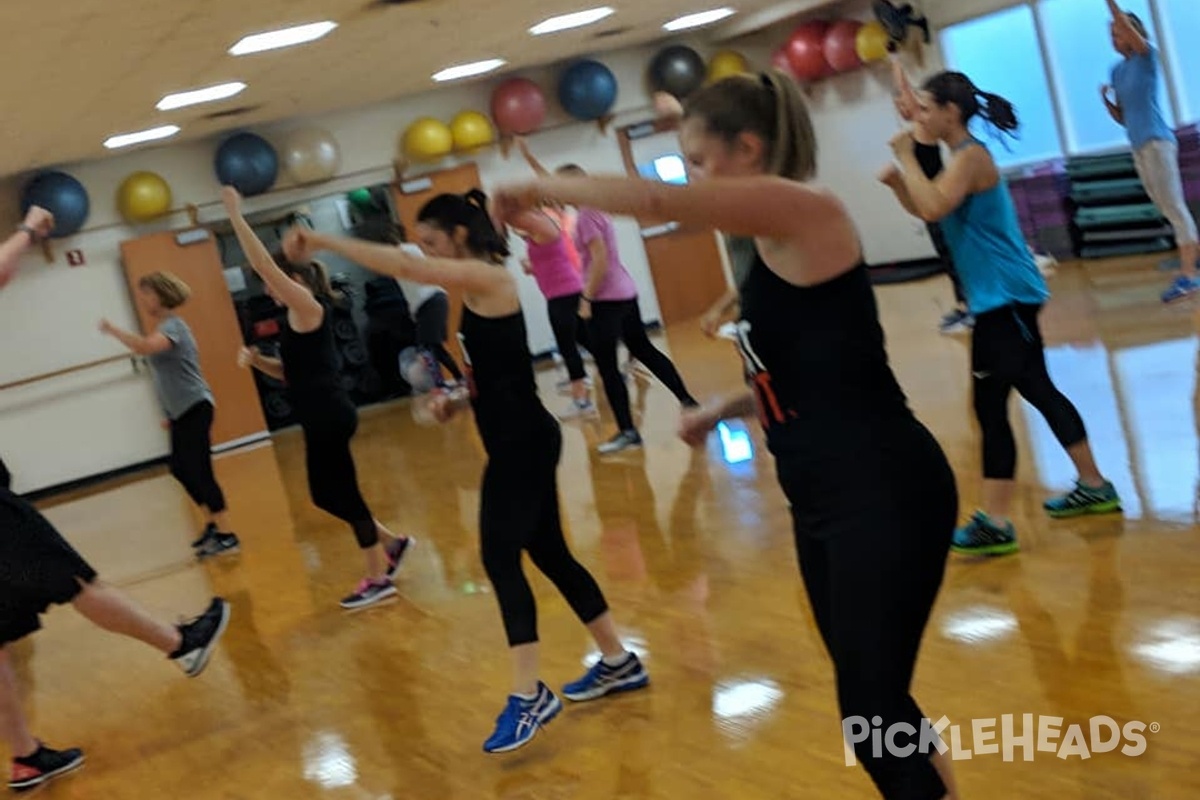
[220,187,323,329]
[515,137,551,177]
[283,227,510,298]
[1106,0,1150,55]
[890,56,921,121]
[495,173,841,244]
[0,207,54,289]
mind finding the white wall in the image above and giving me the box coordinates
[0,2,963,492]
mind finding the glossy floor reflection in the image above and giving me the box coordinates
[22,256,1200,798]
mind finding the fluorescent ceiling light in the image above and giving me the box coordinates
[156,82,247,111]
[530,7,615,35]
[104,125,181,149]
[664,7,736,31]
[229,21,338,56]
[432,59,507,82]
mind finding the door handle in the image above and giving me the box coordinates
[641,222,680,238]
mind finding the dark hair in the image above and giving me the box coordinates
[682,69,817,181]
[555,164,586,176]
[416,189,510,264]
[273,252,339,300]
[922,71,1019,142]
[1124,11,1148,39]
[355,218,406,246]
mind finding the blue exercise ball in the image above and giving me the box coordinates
[558,59,618,121]
[214,132,278,196]
[20,171,90,238]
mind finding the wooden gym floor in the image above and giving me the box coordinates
[18,255,1200,799]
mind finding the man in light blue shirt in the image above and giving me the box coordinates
[1101,1,1199,302]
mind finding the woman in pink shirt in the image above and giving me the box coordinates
[510,207,597,418]
[562,166,698,454]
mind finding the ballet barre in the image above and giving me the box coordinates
[0,354,141,393]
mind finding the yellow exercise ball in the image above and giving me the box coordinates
[856,20,890,63]
[708,50,749,82]
[116,171,172,223]
[403,117,454,161]
[450,110,495,152]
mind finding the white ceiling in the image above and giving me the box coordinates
[0,0,841,180]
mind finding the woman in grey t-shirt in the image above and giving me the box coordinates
[100,271,238,556]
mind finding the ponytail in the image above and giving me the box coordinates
[273,252,341,301]
[418,190,511,264]
[923,71,1019,143]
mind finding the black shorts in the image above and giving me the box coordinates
[0,488,97,645]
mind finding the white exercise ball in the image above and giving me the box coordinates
[282,128,341,185]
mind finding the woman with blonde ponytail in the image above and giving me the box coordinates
[493,70,962,799]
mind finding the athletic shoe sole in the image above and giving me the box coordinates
[563,673,650,702]
[339,585,399,611]
[950,541,1019,556]
[8,755,85,791]
[1044,500,1122,519]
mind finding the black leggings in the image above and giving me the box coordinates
[780,421,957,799]
[415,293,463,381]
[926,222,965,306]
[480,419,608,646]
[300,400,377,548]
[547,293,587,382]
[972,304,1087,480]
[169,401,227,513]
[588,298,696,431]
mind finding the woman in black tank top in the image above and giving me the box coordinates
[282,189,647,756]
[495,71,961,799]
[221,188,413,611]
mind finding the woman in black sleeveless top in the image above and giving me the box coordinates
[282,190,647,755]
[494,72,962,799]
[221,188,413,611]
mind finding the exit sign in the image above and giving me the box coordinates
[66,249,86,266]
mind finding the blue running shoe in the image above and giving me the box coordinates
[562,652,649,702]
[1043,480,1121,518]
[1162,275,1200,303]
[951,511,1018,556]
[482,682,562,754]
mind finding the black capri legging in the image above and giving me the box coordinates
[971,303,1087,480]
[415,293,464,381]
[168,401,227,514]
[299,399,377,549]
[479,417,609,646]
[779,419,958,799]
[547,292,587,382]
[588,297,697,432]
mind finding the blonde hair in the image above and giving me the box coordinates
[138,271,191,309]
[683,69,818,181]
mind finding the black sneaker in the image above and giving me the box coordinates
[385,536,414,581]
[340,578,397,610]
[196,532,240,560]
[170,598,231,677]
[598,430,643,455]
[9,744,84,791]
[191,523,217,549]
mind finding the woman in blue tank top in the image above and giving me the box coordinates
[496,70,962,800]
[881,71,1122,557]
[281,192,647,756]
[1101,1,1198,302]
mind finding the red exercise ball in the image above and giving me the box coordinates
[491,78,546,136]
[785,22,833,81]
[824,20,864,73]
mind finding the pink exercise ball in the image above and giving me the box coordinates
[785,21,833,81]
[824,20,865,73]
[491,78,546,136]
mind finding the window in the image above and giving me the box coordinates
[1039,0,1172,154]
[939,5,1065,168]
[1158,0,1200,122]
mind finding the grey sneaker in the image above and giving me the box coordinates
[598,430,643,455]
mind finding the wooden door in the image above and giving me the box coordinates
[617,122,728,324]
[120,230,268,448]
[391,163,483,368]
